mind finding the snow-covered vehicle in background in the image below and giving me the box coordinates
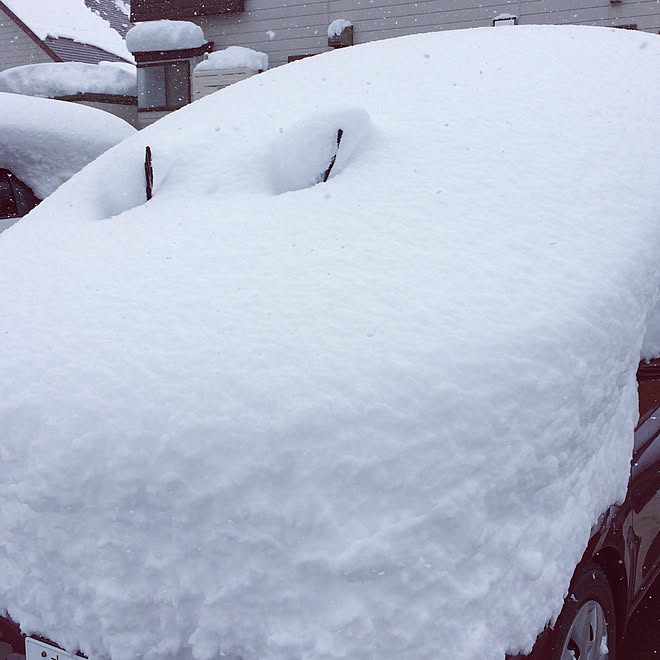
[0,92,135,233]
[0,24,659,660]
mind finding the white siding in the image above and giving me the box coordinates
[193,0,331,69]
[0,6,54,73]
[183,0,660,70]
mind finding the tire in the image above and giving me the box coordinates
[548,562,617,660]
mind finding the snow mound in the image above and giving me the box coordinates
[2,25,660,660]
[328,18,353,38]
[195,47,268,72]
[0,62,136,98]
[2,0,132,62]
[0,92,135,199]
[267,108,375,194]
[126,20,207,53]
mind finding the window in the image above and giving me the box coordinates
[493,15,518,26]
[137,61,190,111]
[0,169,39,219]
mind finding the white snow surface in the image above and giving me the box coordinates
[195,47,269,72]
[0,62,136,98]
[328,18,353,38]
[2,0,132,61]
[126,20,206,53]
[0,92,135,199]
[2,25,660,660]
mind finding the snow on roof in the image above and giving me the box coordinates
[126,20,207,53]
[86,0,132,37]
[194,46,268,72]
[0,62,136,98]
[328,18,353,38]
[3,0,132,62]
[0,92,135,199]
[2,25,660,660]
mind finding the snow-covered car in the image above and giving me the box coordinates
[509,367,660,659]
[0,24,659,660]
[0,92,135,233]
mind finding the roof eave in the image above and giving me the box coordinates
[0,0,62,62]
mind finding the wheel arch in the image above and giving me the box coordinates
[593,546,628,650]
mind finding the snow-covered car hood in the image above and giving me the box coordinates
[2,24,660,660]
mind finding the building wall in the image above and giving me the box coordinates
[73,99,139,128]
[0,5,54,73]
[186,0,660,70]
[138,109,169,130]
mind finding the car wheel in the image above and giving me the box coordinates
[550,562,617,660]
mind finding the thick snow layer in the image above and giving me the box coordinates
[0,62,136,98]
[126,20,206,53]
[0,92,135,199]
[2,0,132,62]
[195,47,269,72]
[328,18,353,37]
[2,25,660,660]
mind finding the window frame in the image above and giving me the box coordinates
[493,16,518,26]
[137,60,192,113]
[0,169,39,220]
[288,54,314,63]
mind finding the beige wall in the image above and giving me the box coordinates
[138,110,169,130]
[74,99,139,128]
[0,5,54,73]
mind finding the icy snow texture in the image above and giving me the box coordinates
[328,18,353,37]
[126,20,206,53]
[0,92,135,199]
[195,47,269,72]
[2,0,132,61]
[0,62,136,98]
[2,25,660,660]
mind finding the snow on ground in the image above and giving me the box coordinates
[195,47,268,73]
[1,25,660,660]
[0,92,135,200]
[0,62,136,98]
[126,20,207,53]
[2,0,132,62]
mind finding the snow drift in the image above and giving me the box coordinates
[195,47,269,73]
[1,25,660,660]
[0,62,136,98]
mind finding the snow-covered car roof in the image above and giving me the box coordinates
[2,25,660,660]
[0,92,135,200]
